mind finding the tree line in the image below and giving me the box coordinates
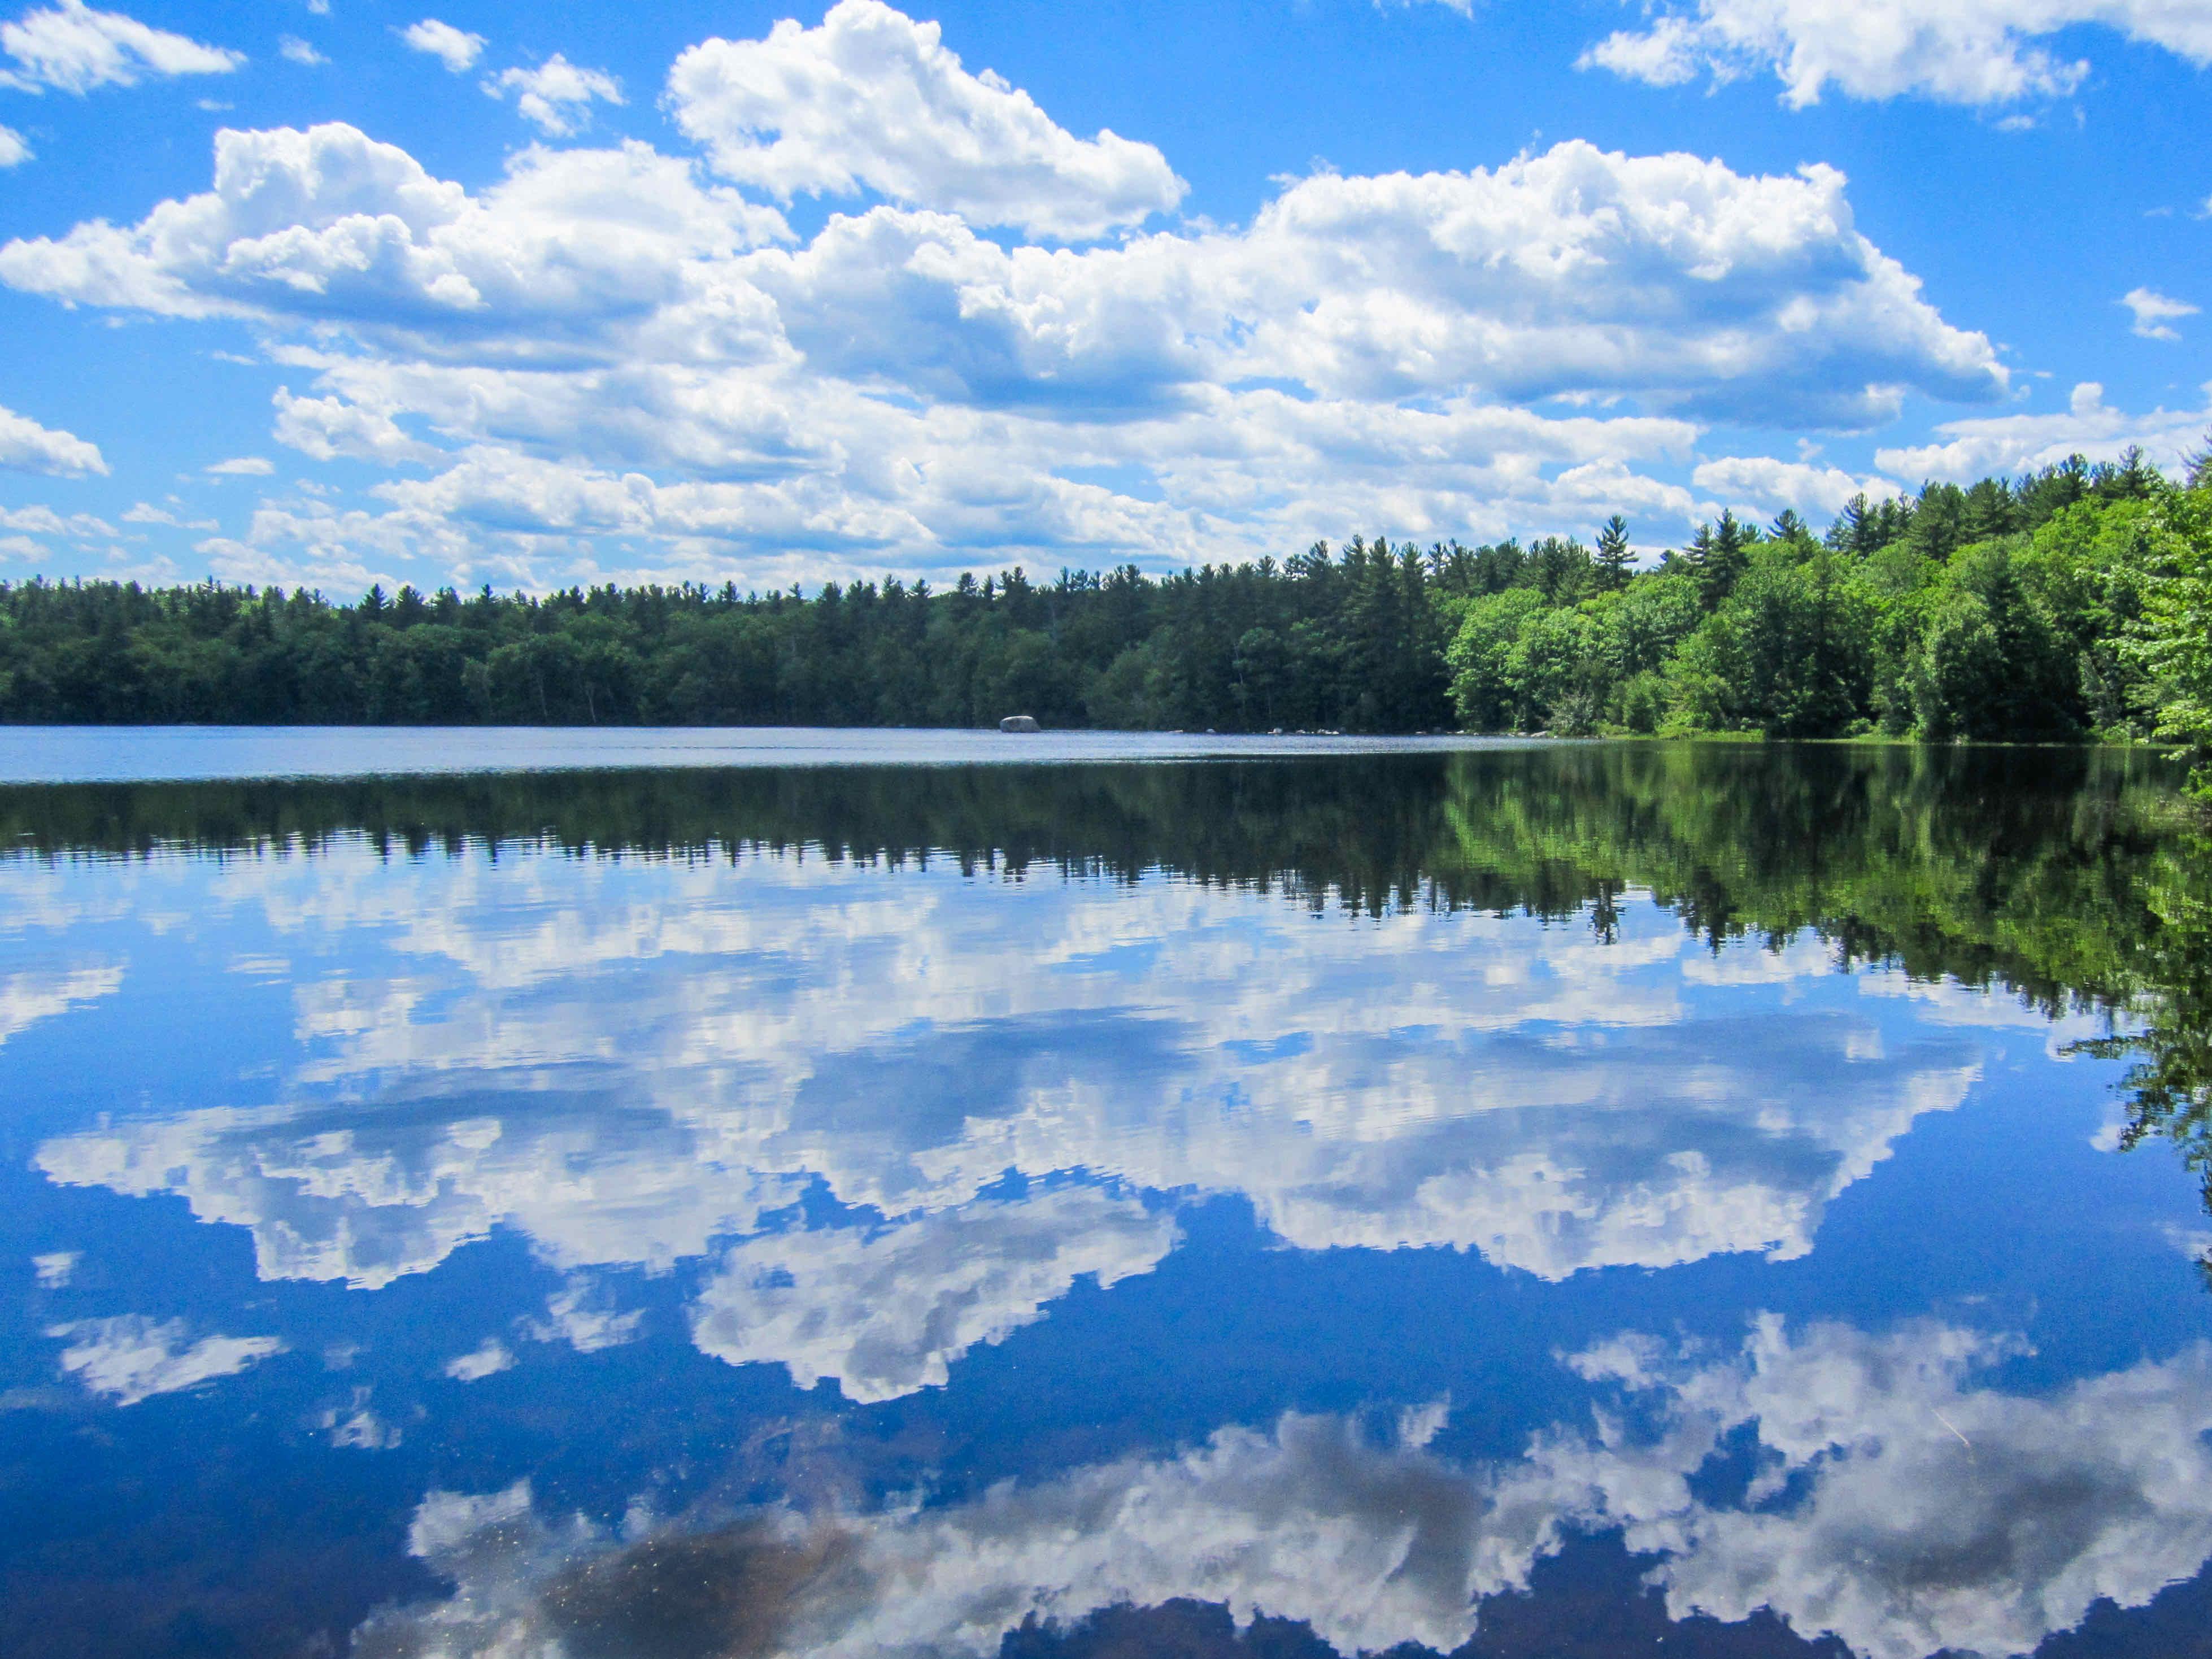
[3,448,2210,787]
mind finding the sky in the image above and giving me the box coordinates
[0,0,2207,596]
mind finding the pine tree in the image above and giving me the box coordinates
[1595,515,1634,590]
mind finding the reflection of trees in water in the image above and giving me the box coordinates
[3,740,2206,1228]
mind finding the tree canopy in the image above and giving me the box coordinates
[5,447,2210,790]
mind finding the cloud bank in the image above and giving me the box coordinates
[354,1317,2212,1659]
[0,2,2014,590]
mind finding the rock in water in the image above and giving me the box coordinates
[998,715,1041,733]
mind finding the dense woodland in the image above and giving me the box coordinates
[4,448,2212,789]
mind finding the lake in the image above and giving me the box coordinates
[2,733,2209,1659]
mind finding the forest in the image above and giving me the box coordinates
[3,447,2210,790]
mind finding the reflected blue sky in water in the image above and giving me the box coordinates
[2,790,2209,1659]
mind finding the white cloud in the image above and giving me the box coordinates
[0,963,124,1044]
[399,18,483,73]
[0,7,2011,576]
[359,1318,2212,1659]
[320,1383,402,1448]
[48,1313,283,1405]
[2163,1221,2212,1260]
[273,386,442,464]
[1692,454,1906,516]
[483,54,622,138]
[2121,284,2198,340]
[207,454,275,475]
[0,400,106,476]
[442,1337,514,1381]
[0,503,117,537]
[1875,379,2212,480]
[1579,0,2212,108]
[362,1408,1518,1659]
[1535,1318,2212,1659]
[0,0,242,94]
[522,1278,644,1352]
[119,499,215,528]
[278,34,324,68]
[34,851,1989,1299]
[0,123,30,167]
[667,0,1186,241]
[691,1189,1178,1401]
[32,1249,79,1287]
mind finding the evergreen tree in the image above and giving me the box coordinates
[1594,515,1634,590]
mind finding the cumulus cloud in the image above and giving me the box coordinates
[278,34,324,68]
[667,0,1186,241]
[483,54,622,138]
[0,400,106,476]
[0,0,242,94]
[0,123,787,343]
[356,1317,2212,1659]
[1875,379,2212,480]
[0,6,2013,586]
[691,1188,1179,1401]
[1578,0,2212,108]
[1692,453,1905,516]
[0,123,29,167]
[34,848,1991,1301]
[399,18,483,73]
[273,385,443,464]
[2121,284,2198,340]
[355,1408,1513,1659]
[1532,1318,2212,1659]
[48,1313,284,1404]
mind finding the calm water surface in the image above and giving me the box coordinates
[2,738,2209,1659]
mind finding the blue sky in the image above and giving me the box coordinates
[0,0,2207,595]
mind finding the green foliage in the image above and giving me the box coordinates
[1,451,2206,750]
[2126,486,2212,794]
[1435,452,2209,750]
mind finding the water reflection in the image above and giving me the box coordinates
[351,1315,2212,1659]
[3,742,2209,1659]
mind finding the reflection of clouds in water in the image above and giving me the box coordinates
[356,1317,2212,1659]
[691,1188,1178,1401]
[47,1314,284,1406]
[2161,1222,2212,1262]
[524,1275,646,1352]
[443,1339,514,1382]
[1525,1318,2212,1659]
[38,848,1998,1301]
[37,1094,803,1289]
[0,963,123,1046]
[1857,965,2108,1059]
[355,1408,1513,1659]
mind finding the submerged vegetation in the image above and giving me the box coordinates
[3,450,2212,788]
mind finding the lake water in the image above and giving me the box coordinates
[3,735,2209,1659]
